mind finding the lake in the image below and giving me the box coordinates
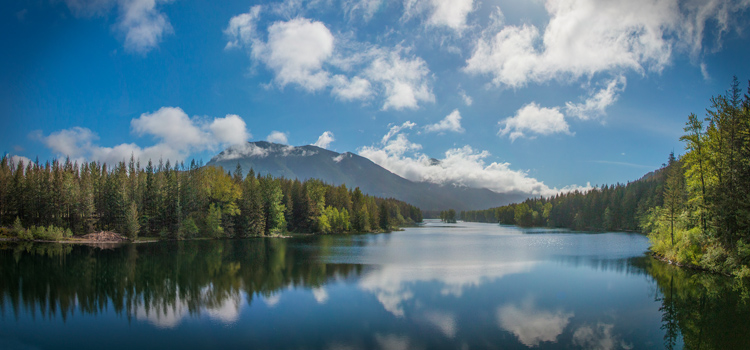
[1,220,748,349]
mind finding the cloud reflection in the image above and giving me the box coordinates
[422,311,458,338]
[133,289,243,328]
[497,299,573,347]
[573,322,632,350]
[359,262,533,317]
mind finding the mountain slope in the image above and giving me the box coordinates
[206,142,525,211]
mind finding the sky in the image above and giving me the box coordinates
[2,0,750,198]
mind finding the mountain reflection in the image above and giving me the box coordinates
[0,239,361,325]
[2,226,750,349]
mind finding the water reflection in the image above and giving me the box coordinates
[497,299,573,347]
[0,239,360,327]
[1,222,749,349]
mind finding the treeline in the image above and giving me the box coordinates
[439,209,457,223]
[460,172,665,232]
[0,157,422,240]
[463,77,750,276]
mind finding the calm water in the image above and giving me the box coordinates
[1,220,748,349]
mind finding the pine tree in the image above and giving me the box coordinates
[663,152,685,246]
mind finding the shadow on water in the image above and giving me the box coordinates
[1,233,750,349]
[0,239,361,323]
[631,256,750,350]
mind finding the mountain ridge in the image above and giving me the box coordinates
[206,142,526,211]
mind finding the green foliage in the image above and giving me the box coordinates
[181,216,200,238]
[124,201,140,240]
[0,155,422,239]
[439,209,457,223]
[462,77,750,277]
[206,203,224,238]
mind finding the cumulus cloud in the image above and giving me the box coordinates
[499,103,571,141]
[465,0,750,87]
[497,299,574,347]
[131,107,210,150]
[404,0,475,31]
[364,50,434,110]
[224,5,262,50]
[424,109,464,133]
[256,17,335,91]
[331,75,373,100]
[209,114,253,146]
[313,131,335,149]
[225,11,434,110]
[64,0,173,54]
[359,125,587,196]
[565,76,627,120]
[267,131,289,144]
[38,107,250,164]
[8,155,32,167]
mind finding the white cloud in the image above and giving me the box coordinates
[424,109,464,133]
[119,0,174,54]
[459,88,473,106]
[331,75,373,100]
[131,107,210,150]
[224,5,262,50]
[499,103,571,141]
[364,50,434,110]
[213,143,269,161]
[383,133,422,156]
[225,11,435,109]
[497,299,574,347]
[404,0,475,31]
[313,131,335,149]
[360,127,587,196]
[343,0,384,21]
[332,153,349,163]
[42,126,99,159]
[267,131,289,144]
[64,0,173,54]
[255,18,335,91]
[565,75,627,120]
[382,121,416,144]
[465,0,750,87]
[427,0,475,31]
[39,107,251,164]
[9,155,32,167]
[209,114,252,146]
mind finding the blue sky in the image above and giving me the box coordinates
[2,0,750,198]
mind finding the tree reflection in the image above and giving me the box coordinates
[635,257,750,350]
[0,239,361,325]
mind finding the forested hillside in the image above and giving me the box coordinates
[463,78,750,277]
[0,158,422,240]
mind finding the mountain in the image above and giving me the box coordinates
[206,142,527,211]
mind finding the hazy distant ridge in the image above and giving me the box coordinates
[207,142,525,211]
